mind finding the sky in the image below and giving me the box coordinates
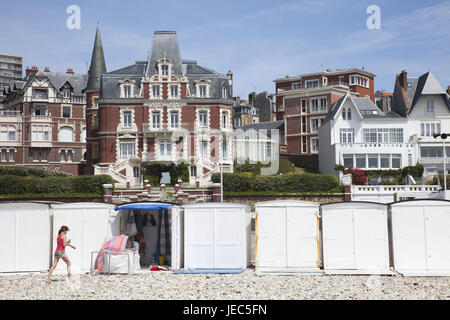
[1,0,450,97]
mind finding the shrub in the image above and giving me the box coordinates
[344,167,368,185]
[211,172,253,192]
[402,164,424,178]
[70,175,114,194]
[234,160,296,175]
[212,172,338,193]
[0,174,114,195]
[0,166,68,178]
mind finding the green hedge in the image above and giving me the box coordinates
[0,174,114,195]
[336,164,424,179]
[212,172,338,193]
[234,160,296,175]
[0,166,68,178]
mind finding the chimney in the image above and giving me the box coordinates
[44,66,50,72]
[226,70,233,97]
[248,92,256,107]
[26,66,38,78]
[398,70,408,89]
[66,68,74,74]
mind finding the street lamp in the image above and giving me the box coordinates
[433,133,448,196]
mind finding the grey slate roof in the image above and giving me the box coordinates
[323,93,403,125]
[145,31,183,76]
[41,71,88,96]
[85,25,107,92]
[409,72,450,113]
[99,31,231,100]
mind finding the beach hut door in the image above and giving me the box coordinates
[171,207,184,271]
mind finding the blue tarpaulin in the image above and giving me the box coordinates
[114,202,174,211]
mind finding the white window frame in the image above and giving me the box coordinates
[151,85,161,99]
[169,84,180,99]
[123,111,132,127]
[152,111,161,129]
[170,111,179,129]
[119,143,136,160]
[311,137,319,154]
[305,79,319,88]
[198,110,208,128]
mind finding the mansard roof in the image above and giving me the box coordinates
[145,31,183,76]
[99,32,231,100]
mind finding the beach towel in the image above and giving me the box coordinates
[94,235,128,272]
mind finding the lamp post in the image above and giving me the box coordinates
[433,133,448,197]
[220,135,224,203]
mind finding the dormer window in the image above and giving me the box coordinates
[63,88,71,98]
[199,85,207,98]
[347,108,352,120]
[342,108,346,120]
[119,79,135,98]
[123,85,131,98]
[161,65,169,76]
[222,86,228,98]
[195,80,210,98]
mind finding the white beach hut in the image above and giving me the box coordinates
[255,200,322,273]
[0,202,51,273]
[112,202,184,272]
[321,202,392,274]
[50,202,116,274]
[390,200,450,276]
[182,202,251,271]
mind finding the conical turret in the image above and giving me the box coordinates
[85,24,106,92]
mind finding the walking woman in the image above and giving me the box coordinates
[46,226,76,283]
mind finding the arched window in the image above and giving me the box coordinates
[222,86,227,99]
[59,126,73,142]
[342,109,346,120]
[347,108,352,120]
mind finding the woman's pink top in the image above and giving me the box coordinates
[56,233,65,251]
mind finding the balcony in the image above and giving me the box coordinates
[339,142,415,149]
[142,123,195,133]
[31,93,48,101]
[29,114,52,122]
[0,111,22,122]
[277,81,349,94]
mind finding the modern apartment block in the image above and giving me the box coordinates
[0,66,87,175]
[0,54,23,102]
[274,68,375,169]
[85,28,234,188]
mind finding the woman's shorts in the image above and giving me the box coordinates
[54,250,66,259]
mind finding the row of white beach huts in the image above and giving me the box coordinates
[0,200,449,276]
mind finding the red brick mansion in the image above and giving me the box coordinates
[85,28,234,188]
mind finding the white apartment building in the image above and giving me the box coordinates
[319,71,450,176]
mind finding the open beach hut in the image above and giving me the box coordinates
[390,199,450,276]
[321,202,392,274]
[50,202,116,274]
[0,202,51,273]
[254,200,322,274]
[181,202,251,272]
[113,202,183,271]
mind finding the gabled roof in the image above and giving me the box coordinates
[409,72,450,112]
[323,92,403,125]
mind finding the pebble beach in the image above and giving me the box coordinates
[0,270,448,300]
